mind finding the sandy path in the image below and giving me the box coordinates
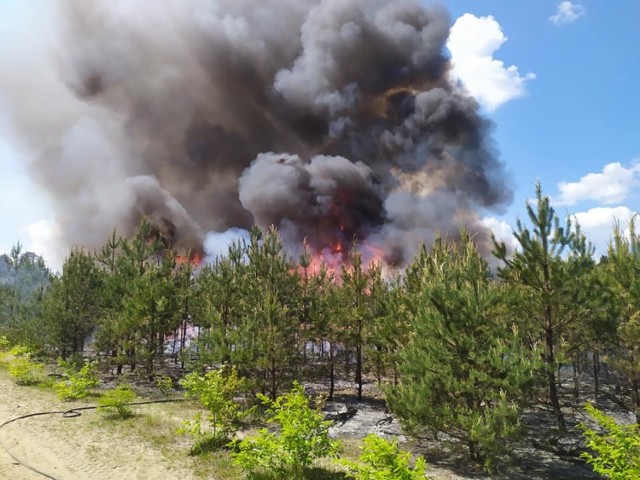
[0,372,195,480]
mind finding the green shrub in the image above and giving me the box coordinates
[0,336,10,367]
[342,434,428,480]
[9,344,35,357]
[178,365,245,454]
[8,357,44,385]
[578,403,640,480]
[54,359,99,401]
[232,382,341,479]
[98,385,137,419]
[156,375,174,395]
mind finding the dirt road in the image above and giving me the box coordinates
[0,372,194,480]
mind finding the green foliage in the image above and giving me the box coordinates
[54,359,99,401]
[8,356,44,385]
[179,366,245,454]
[604,217,640,420]
[41,249,102,358]
[342,434,427,480]
[493,182,594,432]
[578,403,640,480]
[9,344,35,357]
[0,244,51,340]
[0,335,10,366]
[232,382,341,479]
[98,385,137,419]
[121,251,182,374]
[156,375,174,395]
[338,244,383,402]
[387,232,539,468]
[93,221,182,376]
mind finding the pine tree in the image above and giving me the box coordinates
[493,182,583,432]
[387,231,539,467]
[340,242,369,401]
[93,231,131,374]
[604,218,640,422]
[562,238,614,404]
[365,262,394,385]
[123,250,181,376]
[5,242,26,326]
[41,249,102,358]
[94,220,171,374]
[240,226,301,399]
[192,240,246,367]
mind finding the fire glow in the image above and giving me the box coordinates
[303,239,387,278]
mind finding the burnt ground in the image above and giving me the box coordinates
[305,366,635,480]
[100,356,633,480]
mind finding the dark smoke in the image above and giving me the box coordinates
[2,0,511,264]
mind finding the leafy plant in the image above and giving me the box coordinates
[98,385,137,419]
[156,375,174,395]
[578,403,640,479]
[342,434,428,480]
[232,381,341,479]
[54,359,99,401]
[5,343,43,384]
[9,344,35,357]
[0,335,10,367]
[8,356,44,385]
[179,365,245,454]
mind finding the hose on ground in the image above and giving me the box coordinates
[0,398,188,480]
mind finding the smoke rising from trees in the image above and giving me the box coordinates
[1,0,512,264]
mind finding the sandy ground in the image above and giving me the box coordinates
[0,370,622,480]
[0,371,195,480]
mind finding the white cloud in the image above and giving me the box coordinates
[572,206,636,256]
[555,162,640,206]
[549,2,586,26]
[447,13,535,112]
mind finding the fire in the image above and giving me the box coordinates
[300,239,387,279]
[175,250,203,268]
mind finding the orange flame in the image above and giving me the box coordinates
[175,251,203,268]
[299,239,387,279]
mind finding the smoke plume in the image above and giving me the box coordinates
[1,0,512,264]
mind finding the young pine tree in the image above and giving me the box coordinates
[604,218,640,422]
[387,232,539,467]
[41,249,102,358]
[493,182,586,432]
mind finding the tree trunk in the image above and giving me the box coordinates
[468,441,483,464]
[545,325,566,432]
[356,342,363,401]
[328,341,335,402]
[572,353,580,404]
[180,318,188,369]
[356,317,363,402]
[270,357,277,401]
[631,371,640,424]
[593,349,600,402]
[171,327,179,363]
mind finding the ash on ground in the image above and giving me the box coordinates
[304,371,633,480]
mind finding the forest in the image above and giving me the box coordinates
[0,183,639,479]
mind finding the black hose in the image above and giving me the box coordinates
[0,398,187,480]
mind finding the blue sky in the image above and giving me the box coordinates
[446,1,640,249]
[1,1,639,268]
